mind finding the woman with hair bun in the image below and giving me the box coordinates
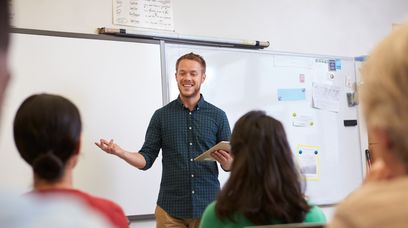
[13,93,129,228]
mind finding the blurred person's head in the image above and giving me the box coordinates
[13,93,82,186]
[216,110,309,224]
[361,23,408,175]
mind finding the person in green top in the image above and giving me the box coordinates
[200,111,326,228]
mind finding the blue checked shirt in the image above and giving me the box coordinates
[139,95,231,219]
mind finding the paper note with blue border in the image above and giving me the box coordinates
[297,144,320,180]
[277,88,306,101]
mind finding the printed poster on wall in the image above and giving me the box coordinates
[113,0,174,31]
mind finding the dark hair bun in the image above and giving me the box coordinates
[32,151,64,181]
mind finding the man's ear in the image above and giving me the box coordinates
[370,127,395,165]
[202,73,206,83]
[372,128,392,151]
[371,127,407,177]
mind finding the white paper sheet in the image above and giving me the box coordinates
[113,0,174,31]
[312,83,342,112]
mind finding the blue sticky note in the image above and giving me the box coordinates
[277,88,306,101]
[335,59,342,70]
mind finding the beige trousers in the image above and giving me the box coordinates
[155,205,200,228]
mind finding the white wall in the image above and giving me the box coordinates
[172,0,408,56]
[12,0,408,56]
[9,0,408,227]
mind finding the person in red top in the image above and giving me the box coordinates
[13,93,129,228]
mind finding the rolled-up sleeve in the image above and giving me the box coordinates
[139,110,162,170]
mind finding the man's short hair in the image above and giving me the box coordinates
[175,52,206,73]
[0,0,10,51]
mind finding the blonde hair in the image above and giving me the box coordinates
[361,22,408,167]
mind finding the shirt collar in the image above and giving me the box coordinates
[176,94,206,110]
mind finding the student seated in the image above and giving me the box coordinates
[13,93,129,228]
[0,192,112,228]
[199,111,326,228]
[328,23,408,228]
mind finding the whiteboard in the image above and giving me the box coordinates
[0,32,163,216]
[165,44,363,205]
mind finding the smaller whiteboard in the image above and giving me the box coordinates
[165,44,363,205]
[0,32,163,216]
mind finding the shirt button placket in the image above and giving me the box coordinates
[188,111,195,199]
